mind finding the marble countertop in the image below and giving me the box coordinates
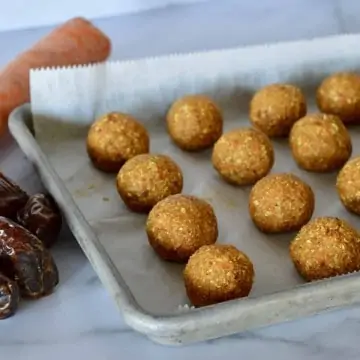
[2,0,360,359]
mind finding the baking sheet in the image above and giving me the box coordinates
[29,38,360,315]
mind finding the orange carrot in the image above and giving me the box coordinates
[0,17,111,136]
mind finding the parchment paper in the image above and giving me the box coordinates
[29,36,360,315]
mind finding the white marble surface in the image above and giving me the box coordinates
[0,0,209,32]
[2,0,360,359]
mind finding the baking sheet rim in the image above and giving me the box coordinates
[10,33,360,344]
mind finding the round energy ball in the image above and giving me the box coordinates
[290,217,360,281]
[87,112,149,172]
[316,72,360,124]
[212,128,274,186]
[166,95,223,151]
[289,113,352,172]
[146,194,218,262]
[116,154,183,213]
[249,173,315,233]
[336,156,360,215]
[249,83,307,137]
[183,244,254,307]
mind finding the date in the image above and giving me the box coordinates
[0,217,59,298]
[0,271,19,319]
[0,173,28,220]
[17,193,62,248]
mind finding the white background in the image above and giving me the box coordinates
[0,0,209,31]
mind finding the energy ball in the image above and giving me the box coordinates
[316,72,360,124]
[249,173,315,233]
[146,194,218,262]
[336,156,360,215]
[166,95,223,151]
[290,217,360,281]
[87,112,149,172]
[249,83,307,137]
[183,244,254,307]
[212,128,274,186]
[116,154,183,213]
[289,113,352,172]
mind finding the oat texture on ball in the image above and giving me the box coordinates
[146,194,218,262]
[166,95,223,151]
[249,173,315,233]
[317,72,360,124]
[212,127,274,186]
[116,154,183,213]
[337,156,360,215]
[183,244,254,307]
[86,112,149,173]
[249,83,307,137]
[290,217,360,281]
[289,113,352,172]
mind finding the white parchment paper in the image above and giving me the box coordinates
[29,35,360,315]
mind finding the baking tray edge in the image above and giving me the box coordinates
[9,94,360,344]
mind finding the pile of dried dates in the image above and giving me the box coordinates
[0,173,62,319]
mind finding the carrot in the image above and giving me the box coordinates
[0,17,111,136]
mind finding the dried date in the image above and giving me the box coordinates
[0,173,28,220]
[17,193,62,248]
[0,217,59,298]
[0,271,19,319]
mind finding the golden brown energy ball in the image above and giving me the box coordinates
[146,194,218,262]
[316,72,360,124]
[249,83,307,137]
[249,173,315,233]
[87,112,149,172]
[116,154,183,213]
[166,95,223,151]
[289,113,352,172]
[290,217,360,281]
[336,156,360,215]
[212,127,274,186]
[183,244,254,307]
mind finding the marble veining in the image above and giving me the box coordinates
[2,0,360,359]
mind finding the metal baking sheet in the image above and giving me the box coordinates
[9,34,360,345]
